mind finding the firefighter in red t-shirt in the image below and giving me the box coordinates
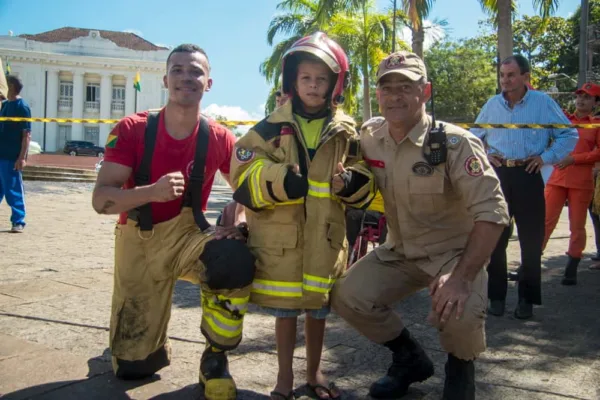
[543,82,600,285]
[92,44,254,400]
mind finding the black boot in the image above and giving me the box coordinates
[369,329,434,399]
[199,346,237,400]
[562,256,580,286]
[442,354,475,400]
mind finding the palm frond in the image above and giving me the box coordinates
[532,0,559,20]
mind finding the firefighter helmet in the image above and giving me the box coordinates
[281,32,350,107]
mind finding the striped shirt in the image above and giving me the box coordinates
[471,90,578,164]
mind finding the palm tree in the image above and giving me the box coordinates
[262,0,404,120]
[401,0,559,62]
[326,3,400,120]
[401,0,434,58]
[314,0,408,120]
[259,0,321,114]
[479,0,560,62]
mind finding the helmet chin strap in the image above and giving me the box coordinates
[292,96,330,121]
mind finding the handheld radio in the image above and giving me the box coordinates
[423,81,447,166]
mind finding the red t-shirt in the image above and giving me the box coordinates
[104,109,235,225]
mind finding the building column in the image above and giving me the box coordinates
[99,73,112,147]
[125,73,135,116]
[45,69,59,152]
[71,71,84,140]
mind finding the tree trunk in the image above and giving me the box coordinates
[412,25,425,59]
[497,0,513,62]
[362,56,372,122]
[362,71,372,122]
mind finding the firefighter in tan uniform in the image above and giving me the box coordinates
[331,52,509,400]
[93,44,255,400]
[230,32,376,400]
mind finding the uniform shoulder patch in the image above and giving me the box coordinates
[464,155,483,176]
[235,147,255,163]
[360,116,386,134]
[253,118,282,143]
[447,135,462,148]
[412,161,434,176]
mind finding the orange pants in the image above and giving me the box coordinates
[543,184,594,258]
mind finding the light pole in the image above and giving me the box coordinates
[578,0,590,88]
[392,0,397,52]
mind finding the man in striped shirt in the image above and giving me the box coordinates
[471,55,578,319]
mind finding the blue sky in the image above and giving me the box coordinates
[0,0,581,120]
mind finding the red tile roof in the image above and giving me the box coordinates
[19,27,168,51]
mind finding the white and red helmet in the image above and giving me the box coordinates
[281,31,350,107]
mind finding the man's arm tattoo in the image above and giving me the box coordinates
[99,200,115,214]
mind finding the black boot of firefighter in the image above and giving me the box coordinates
[562,256,580,286]
[369,329,434,399]
[442,354,475,400]
[199,346,236,400]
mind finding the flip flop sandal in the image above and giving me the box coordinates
[306,382,341,399]
[270,390,295,400]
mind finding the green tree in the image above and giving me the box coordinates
[259,0,321,114]
[477,14,573,89]
[314,0,409,120]
[425,39,497,121]
[325,2,404,120]
[484,0,561,62]
[559,0,600,81]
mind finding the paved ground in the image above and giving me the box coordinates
[0,181,599,399]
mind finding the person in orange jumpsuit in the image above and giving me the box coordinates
[543,82,600,285]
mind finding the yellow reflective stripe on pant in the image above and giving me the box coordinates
[252,279,303,297]
[303,274,335,294]
[201,293,246,339]
[308,179,332,199]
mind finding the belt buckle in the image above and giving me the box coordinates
[505,159,516,167]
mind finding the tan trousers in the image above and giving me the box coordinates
[110,208,251,375]
[331,247,487,361]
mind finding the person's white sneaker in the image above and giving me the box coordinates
[11,224,24,233]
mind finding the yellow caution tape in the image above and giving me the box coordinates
[0,117,122,124]
[1,117,599,129]
[0,116,251,126]
[454,123,600,129]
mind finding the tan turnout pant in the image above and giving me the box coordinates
[331,247,487,360]
[109,208,251,376]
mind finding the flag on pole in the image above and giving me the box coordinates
[133,71,141,92]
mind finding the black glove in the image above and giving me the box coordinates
[335,169,369,197]
[283,166,309,199]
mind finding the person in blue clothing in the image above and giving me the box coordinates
[471,55,578,319]
[0,75,31,232]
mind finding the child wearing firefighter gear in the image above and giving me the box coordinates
[331,51,510,400]
[230,32,376,400]
[543,82,600,285]
[92,44,255,400]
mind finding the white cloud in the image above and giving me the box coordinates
[204,104,263,122]
[398,20,446,51]
[123,29,144,37]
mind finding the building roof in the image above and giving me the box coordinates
[19,27,168,51]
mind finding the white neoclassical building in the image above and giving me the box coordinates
[0,27,170,152]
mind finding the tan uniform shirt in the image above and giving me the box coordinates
[360,113,509,276]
